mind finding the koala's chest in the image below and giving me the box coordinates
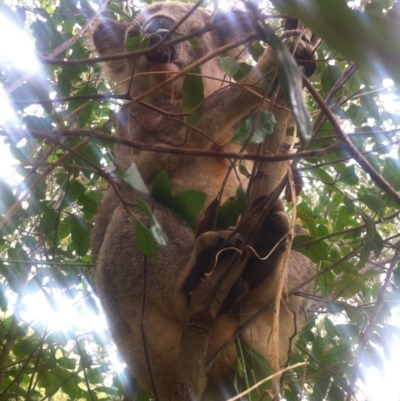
[115,104,249,220]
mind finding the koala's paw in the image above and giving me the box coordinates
[280,29,317,77]
[181,230,242,300]
[250,197,290,255]
[242,198,291,290]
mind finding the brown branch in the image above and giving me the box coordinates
[300,137,400,171]
[312,63,357,136]
[1,128,339,163]
[226,362,307,401]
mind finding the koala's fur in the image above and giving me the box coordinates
[89,3,315,400]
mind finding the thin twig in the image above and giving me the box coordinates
[226,362,307,401]
[303,75,400,206]
[2,128,339,162]
[6,0,109,95]
[345,246,400,401]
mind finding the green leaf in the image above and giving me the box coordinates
[324,317,337,338]
[62,377,81,399]
[232,110,276,145]
[233,62,253,81]
[239,161,251,178]
[292,235,328,262]
[151,170,172,201]
[297,202,318,237]
[70,215,90,256]
[31,20,49,52]
[310,167,334,185]
[318,270,334,298]
[334,323,359,338]
[311,376,330,401]
[0,282,8,312]
[321,64,342,95]
[56,73,71,98]
[182,66,204,127]
[359,193,385,214]
[57,357,76,370]
[66,180,86,203]
[135,220,158,257]
[216,186,248,229]
[261,23,312,144]
[338,165,359,185]
[345,305,366,327]
[217,56,239,77]
[239,340,272,397]
[23,115,53,131]
[328,243,342,261]
[328,383,345,401]
[150,170,206,224]
[394,262,400,287]
[172,190,207,223]
[136,200,168,246]
[0,181,16,214]
[335,272,365,298]
[124,163,150,195]
[382,157,400,191]
[333,205,347,232]
[249,40,264,61]
[87,367,106,384]
[125,35,150,52]
[364,218,383,258]
[324,343,351,359]
[134,384,153,401]
[271,0,400,87]
[38,372,55,395]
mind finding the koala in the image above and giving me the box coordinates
[89,3,316,400]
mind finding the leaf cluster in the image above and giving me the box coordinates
[1,0,400,400]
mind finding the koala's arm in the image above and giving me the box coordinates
[195,45,279,146]
[196,32,314,148]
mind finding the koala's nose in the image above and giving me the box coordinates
[144,17,176,63]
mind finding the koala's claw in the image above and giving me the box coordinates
[194,230,243,253]
[182,230,243,300]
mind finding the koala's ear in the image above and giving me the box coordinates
[213,10,264,46]
[88,19,135,86]
[90,19,131,56]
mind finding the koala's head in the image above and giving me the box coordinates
[88,2,259,99]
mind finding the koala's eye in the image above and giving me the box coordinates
[143,17,175,36]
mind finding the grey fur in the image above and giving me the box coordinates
[89,3,315,399]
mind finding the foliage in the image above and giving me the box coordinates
[0,0,400,400]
